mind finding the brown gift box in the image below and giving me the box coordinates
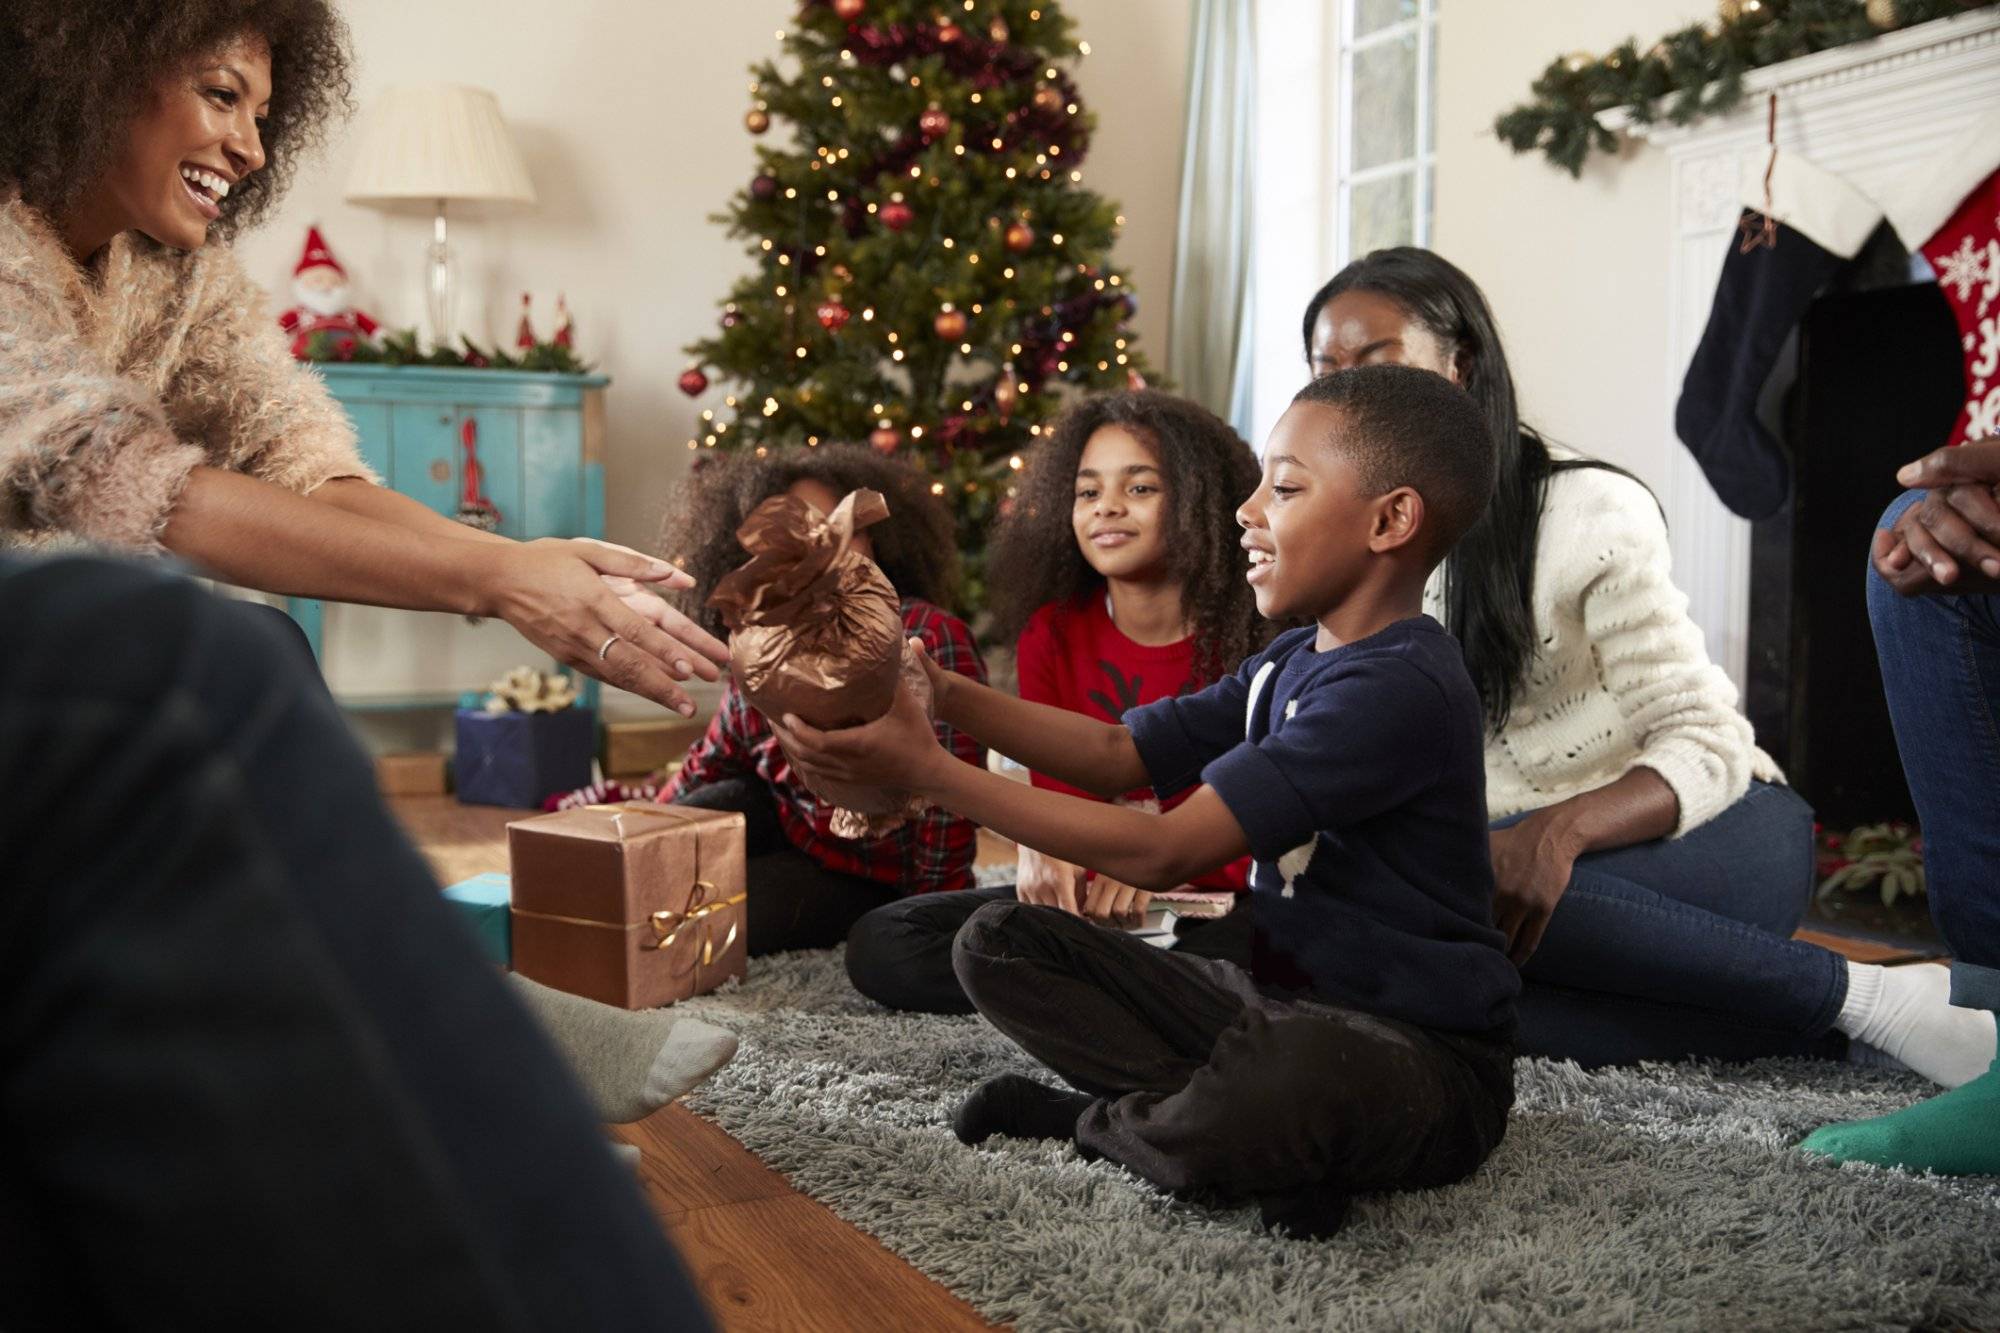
[507,803,747,1008]
[375,751,447,796]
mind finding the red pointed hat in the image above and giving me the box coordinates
[295,225,344,277]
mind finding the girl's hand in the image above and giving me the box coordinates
[1081,874,1151,927]
[1016,844,1084,915]
[483,539,727,716]
[905,636,956,717]
[1488,812,1580,967]
[773,678,944,791]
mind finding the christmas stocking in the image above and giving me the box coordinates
[1884,105,2000,447]
[1677,152,1885,520]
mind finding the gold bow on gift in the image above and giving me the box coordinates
[582,804,746,986]
[482,666,579,714]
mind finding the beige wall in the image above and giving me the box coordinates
[235,0,1190,709]
[1432,0,1711,491]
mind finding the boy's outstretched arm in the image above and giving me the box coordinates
[774,684,1248,892]
[907,639,1151,799]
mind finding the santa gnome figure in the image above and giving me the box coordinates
[278,226,378,360]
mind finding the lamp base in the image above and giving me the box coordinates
[426,202,456,350]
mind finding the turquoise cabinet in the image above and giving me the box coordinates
[289,364,611,710]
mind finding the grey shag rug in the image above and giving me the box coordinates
[676,950,2000,1332]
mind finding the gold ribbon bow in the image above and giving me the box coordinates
[582,803,746,982]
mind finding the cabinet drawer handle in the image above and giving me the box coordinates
[429,460,450,483]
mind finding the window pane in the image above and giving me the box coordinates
[1355,0,1419,37]
[1351,34,1416,171]
[1351,170,1414,256]
[1424,19,1438,152]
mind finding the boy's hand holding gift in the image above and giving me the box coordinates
[774,643,951,793]
[710,490,939,835]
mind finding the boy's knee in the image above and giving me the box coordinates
[843,904,908,1005]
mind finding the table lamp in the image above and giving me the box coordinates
[343,84,536,346]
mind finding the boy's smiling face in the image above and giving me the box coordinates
[1238,402,1379,622]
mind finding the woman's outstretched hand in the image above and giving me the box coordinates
[483,539,727,716]
[772,677,943,792]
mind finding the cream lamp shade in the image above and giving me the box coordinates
[344,84,536,207]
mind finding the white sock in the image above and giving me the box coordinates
[1835,962,1996,1088]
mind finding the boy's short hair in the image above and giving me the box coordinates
[1291,365,1495,563]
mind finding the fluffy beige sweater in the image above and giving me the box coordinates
[1429,453,1781,838]
[0,195,375,551]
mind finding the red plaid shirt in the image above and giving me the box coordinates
[662,599,988,893]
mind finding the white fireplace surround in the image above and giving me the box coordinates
[1598,7,2000,692]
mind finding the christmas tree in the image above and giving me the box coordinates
[681,0,1157,611]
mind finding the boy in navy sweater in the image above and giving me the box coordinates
[776,365,1516,1238]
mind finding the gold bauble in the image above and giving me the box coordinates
[1561,49,1595,73]
[1865,0,1900,28]
[744,108,771,135]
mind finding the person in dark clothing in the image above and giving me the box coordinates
[0,552,709,1331]
[774,366,1516,1238]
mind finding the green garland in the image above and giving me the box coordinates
[302,327,593,375]
[1496,0,1998,177]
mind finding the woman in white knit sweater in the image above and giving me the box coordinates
[1301,249,1992,1084]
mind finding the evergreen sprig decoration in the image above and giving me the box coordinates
[1496,0,1997,177]
[303,327,593,375]
[682,0,1156,612]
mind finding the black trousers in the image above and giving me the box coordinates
[846,883,1259,1014]
[672,777,894,955]
[0,555,707,1333]
[951,901,1514,1207]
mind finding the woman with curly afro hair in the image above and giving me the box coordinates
[645,444,991,955]
[0,0,725,717]
[845,390,1273,1015]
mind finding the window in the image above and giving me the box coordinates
[1246,0,1440,446]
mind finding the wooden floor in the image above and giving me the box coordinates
[393,795,1942,1332]
[393,796,992,1333]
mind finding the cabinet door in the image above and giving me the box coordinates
[343,400,393,480]
[521,407,584,538]
[459,407,524,539]
[390,403,460,518]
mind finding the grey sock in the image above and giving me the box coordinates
[509,974,738,1123]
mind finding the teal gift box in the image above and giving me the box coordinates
[443,872,512,966]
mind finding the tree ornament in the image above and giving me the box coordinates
[552,294,575,350]
[1718,0,1770,24]
[988,16,1010,42]
[880,200,915,231]
[869,426,902,454]
[993,377,1018,418]
[1560,50,1594,73]
[720,307,743,329]
[678,366,709,397]
[918,104,951,139]
[1032,84,1065,115]
[816,298,851,331]
[750,173,779,201]
[936,19,963,43]
[745,108,772,135]
[833,0,865,18]
[1865,0,1899,27]
[1004,220,1035,252]
[934,308,969,341]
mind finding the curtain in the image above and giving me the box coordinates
[1168,0,1257,435]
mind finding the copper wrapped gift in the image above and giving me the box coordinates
[709,488,933,838]
[507,803,746,1008]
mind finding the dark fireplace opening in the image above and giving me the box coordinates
[1745,255,1964,837]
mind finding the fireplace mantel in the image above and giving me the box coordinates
[1596,7,2000,691]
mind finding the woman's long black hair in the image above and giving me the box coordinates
[1302,247,1633,732]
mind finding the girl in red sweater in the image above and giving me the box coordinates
[846,391,1270,1012]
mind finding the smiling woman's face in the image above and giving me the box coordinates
[96,33,272,252]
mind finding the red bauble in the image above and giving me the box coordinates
[936,20,963,43]
[678,367,709,396]
[833,0,865,18]
[816,299,851,331]
[1127,368,1149,391]
[869,426,902,454]
[933,309,968,341]
[918,105,950,139]
[880,200,914,231]
[750,173,779,201]
[1004,221,1034,252]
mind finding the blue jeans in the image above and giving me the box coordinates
[1870,491,2000,1013]
[0,555,707,1331]
[1507,779,1845,1067]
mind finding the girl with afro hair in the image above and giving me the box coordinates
[845,390,1273,1015]
[647,444,990,955]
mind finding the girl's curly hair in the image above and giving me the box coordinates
[659,444,965,639]
[1,0,353,235]
[986,390,1272,683]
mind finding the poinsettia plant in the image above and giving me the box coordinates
[1815,821,1925,907]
